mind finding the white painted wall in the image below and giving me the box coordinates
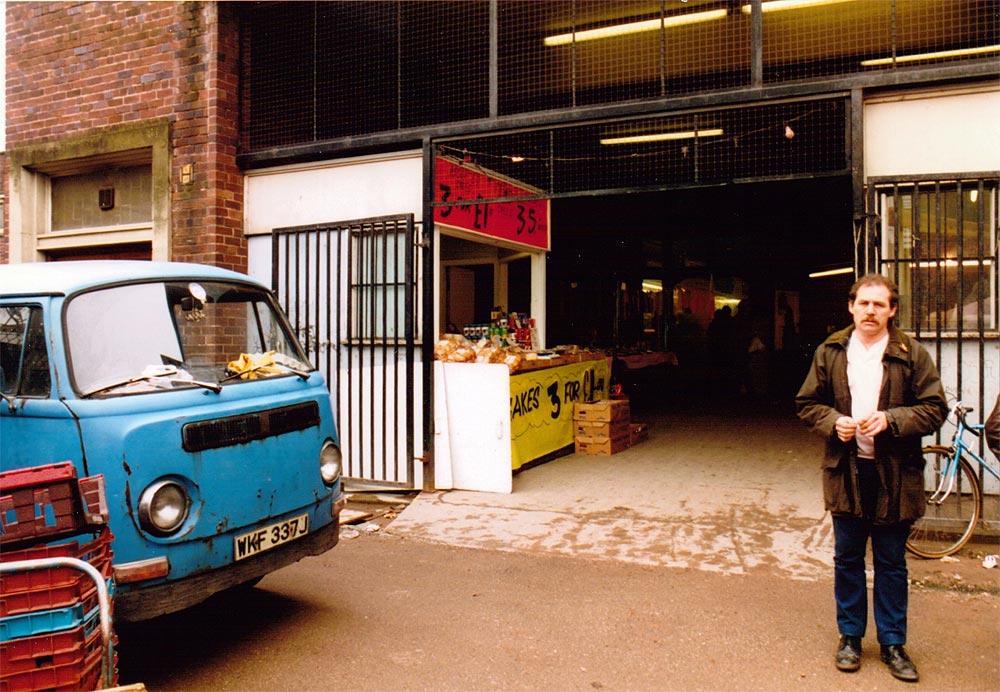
[245,152,425,487]
[244,152,423,237]
[865,87,1000,178]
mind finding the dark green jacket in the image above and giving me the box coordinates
[795,325,947,523]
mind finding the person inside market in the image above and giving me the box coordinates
[795,273,947,683]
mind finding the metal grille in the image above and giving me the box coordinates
[498,0,749,114]
[241,1,488,150]
[182,402,320,453]
[272,216,419,487]
[241,1,997,154]
[435,97,847,203]
[870,174,1000,524]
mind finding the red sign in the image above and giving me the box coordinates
[434,157,550,251]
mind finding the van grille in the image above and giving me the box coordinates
[182,402,320,452]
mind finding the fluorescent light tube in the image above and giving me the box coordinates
[861,45,1000,66]
[544,8,727,47]
[915,259,994,268]
[808,267,854,278]
[741,0,857,13]
[600,128,724,145]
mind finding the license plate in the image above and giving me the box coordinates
[234,513,309,561]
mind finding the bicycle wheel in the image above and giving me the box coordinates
[906,446,981,559]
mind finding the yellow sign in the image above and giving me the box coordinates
[510,358,610,469]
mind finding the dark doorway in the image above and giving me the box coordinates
[546,176,854,409]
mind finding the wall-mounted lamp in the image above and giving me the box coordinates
[180,163,194,185]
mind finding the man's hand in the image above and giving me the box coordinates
[857,411,889,437]
[835,416,858,442]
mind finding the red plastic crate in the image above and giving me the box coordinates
[0,463,86,547]
[0,608,100,675]
[0,529,113,571]
[0,634,109,692]
[76,476,108,526]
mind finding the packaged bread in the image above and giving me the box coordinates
[504,351,524,373]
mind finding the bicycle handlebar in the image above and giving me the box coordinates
[952,402,981,437]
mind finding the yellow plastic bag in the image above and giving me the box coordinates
[226,351,282,380]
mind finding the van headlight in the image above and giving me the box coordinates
[320,441,342,485]
[138,479,191,536]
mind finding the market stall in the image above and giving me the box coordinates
[434,348,609,493]
[434,154,587,493]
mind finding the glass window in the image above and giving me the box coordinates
[880,183,997,332]
[65,281,312,397]
[351,230,410,341]
[0,306,52,397]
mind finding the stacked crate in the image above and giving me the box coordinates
[0,463,117,691]
[573,399,632,455]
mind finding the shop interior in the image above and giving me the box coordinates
[439,175,855,414]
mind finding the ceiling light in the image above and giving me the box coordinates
[543,8,727,47]
[808,267,853,278]
[600,128,724,145]
[915,259,994,268]
[741,0,857,13]
[861,45,1000,67]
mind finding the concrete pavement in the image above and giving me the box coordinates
[387,403,1000,590]
[389,405,835,580]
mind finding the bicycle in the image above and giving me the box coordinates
[906,402,1000,559]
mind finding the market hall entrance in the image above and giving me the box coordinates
[546,176,855,415]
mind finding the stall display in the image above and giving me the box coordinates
[434,337,611,492]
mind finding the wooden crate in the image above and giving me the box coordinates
[629,422,649,446]
[574,419,631,440]
[575,434,631,456]
[573,399,630,423]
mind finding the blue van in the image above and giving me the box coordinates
[0,261,344,621]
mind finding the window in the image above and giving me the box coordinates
[350,227,412,342]
[0,306,52,397]
[880,181,998,333]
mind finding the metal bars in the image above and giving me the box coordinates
[271,215,419,488]
[870,174,1000,523]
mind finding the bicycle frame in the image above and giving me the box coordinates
[928,404,1000,504]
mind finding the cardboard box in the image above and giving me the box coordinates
[575,434,631,456]
[629,422,649,446]
[574,419,631,440]
[573,399,630,423]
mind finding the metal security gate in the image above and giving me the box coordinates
[866,173,1000,526]
[272,214,420,488]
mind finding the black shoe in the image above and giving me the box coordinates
[835,635,862,672]
[880,645,919,682]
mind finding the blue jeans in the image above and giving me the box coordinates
[832,513,910,646]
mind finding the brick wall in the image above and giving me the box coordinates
[5,1,245,270]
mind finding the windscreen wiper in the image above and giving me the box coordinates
[220,360,311,383]
[81,365,222,398]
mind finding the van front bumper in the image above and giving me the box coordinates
[115,514,341,622]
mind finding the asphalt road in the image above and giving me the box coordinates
[118,530,999,691]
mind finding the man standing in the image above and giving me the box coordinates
[796,274,947,683]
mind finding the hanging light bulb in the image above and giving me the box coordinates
[784,124,795,140]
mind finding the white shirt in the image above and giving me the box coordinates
[847,331,888,458]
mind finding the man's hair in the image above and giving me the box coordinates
[849,273,899,307]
